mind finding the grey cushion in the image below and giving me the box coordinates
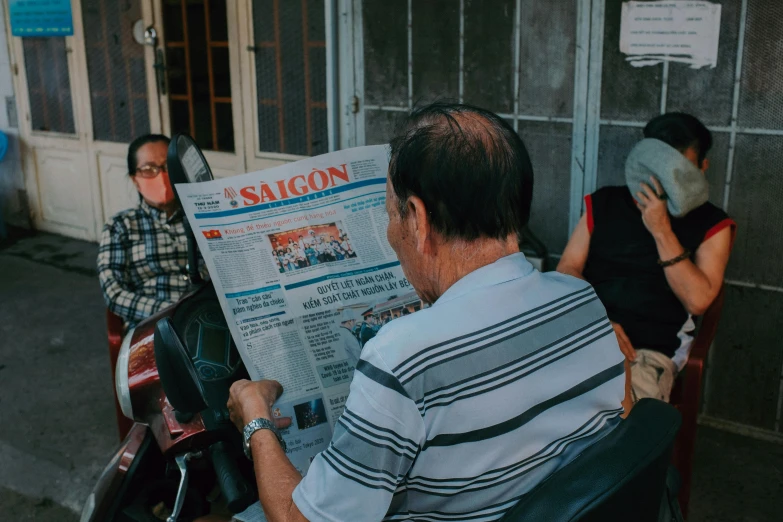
[625,138,709,217]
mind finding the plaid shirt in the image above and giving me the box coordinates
[98,200,194,329]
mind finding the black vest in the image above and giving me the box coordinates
[583,186,730,357]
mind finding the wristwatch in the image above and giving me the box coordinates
[243,418,287,459]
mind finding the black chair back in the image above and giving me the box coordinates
[500,399,681,521]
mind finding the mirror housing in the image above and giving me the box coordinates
[167,134,214,191]
[167,134,215,285]
[154,318,208,415]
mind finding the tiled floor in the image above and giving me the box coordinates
[689,425,782,521]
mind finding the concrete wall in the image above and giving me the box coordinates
[0,7,27,230]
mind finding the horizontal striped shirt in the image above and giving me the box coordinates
[293,253,625,521]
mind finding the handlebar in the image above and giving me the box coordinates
[209,441,256,513]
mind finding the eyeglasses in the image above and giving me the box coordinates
[134,164,167,178]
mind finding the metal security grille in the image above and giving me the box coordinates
[22,37,76,134]
[163,0,233,152]
[252,0,328,156]
[82,0,150,143]
[358,0,578,257]
[591,0,783,435]
[711,0,783,434]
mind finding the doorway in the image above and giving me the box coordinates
[160,0,234,152]
[9,26,99,240]
[152,0,245,178]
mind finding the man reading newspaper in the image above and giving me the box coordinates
[226,103,627,521]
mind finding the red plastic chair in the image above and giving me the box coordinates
[669,286,726,519]
[107,310,134,441]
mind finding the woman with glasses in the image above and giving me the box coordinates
[97,134,201,330]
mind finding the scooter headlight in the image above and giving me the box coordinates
[115,328,135,420]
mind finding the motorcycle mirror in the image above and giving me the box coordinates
[154,318,208,415]
[167,134,214,191]
[167,134,214,285]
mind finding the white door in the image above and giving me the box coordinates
[237,0,339,172]
[149,0,246,178]
[9,9,100,240]
[80,0,166,223]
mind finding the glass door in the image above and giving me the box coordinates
[80,0,164,222]
[13,27,98,240]
[161,0,233,151]
[240,0,338,171]
[21,37,78,135]
[153,0,245,177]
[81,0,153,143]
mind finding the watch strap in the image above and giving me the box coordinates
[243,418,286,459]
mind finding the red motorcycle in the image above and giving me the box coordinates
[81,136,256,522]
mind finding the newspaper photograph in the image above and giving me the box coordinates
[175,145,420,493]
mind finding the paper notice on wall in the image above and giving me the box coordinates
[620,1,721,69]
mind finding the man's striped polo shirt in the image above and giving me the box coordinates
[293,252,626,521]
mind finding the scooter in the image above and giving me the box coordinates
[81,135,256,522]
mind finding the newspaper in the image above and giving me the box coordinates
[175,145,419,521]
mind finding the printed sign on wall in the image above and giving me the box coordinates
[620,1,721,69]
[9,0,74,37]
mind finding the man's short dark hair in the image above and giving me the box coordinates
[388,102,534,241]
[643,113,712,166]
[127,134,170,175]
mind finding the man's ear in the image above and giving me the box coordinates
[406,195,432,254]
[701,157,710,173]
[130,175,140,192]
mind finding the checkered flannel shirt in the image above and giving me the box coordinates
[98,200,195,329]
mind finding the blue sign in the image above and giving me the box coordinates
[9,0,74,37]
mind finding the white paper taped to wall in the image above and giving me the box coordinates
[620,1,722,69]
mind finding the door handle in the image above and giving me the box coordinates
[154,48,167,96]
